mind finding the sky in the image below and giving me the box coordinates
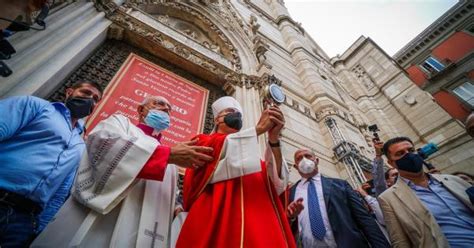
[285,0,458,58]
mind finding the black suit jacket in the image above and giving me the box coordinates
[289,176,390,248]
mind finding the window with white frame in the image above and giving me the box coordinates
[421,56,445,74]
[453,82,474,109]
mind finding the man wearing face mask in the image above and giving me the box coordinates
[175,96,295,248]
[0,81,102,247]
[32,95,215,247]
[288,149,390,248]
[378,136,474,248]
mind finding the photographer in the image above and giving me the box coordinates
[371,139,394,196]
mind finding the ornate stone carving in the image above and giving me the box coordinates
[304,106,311,115]
[92,0,120,15]
[117,1,243,71]
[107,24,125,40]
[249,14,260,35]
[48,40,225,135]
[404,94,417,106]
[223,0,251,37]
[248,14,270,70]
[292,100,300,110]
[352,64,375,90]
[223,81,236,95]
[143,1,242,71]
[315,106,339,121]
[253,36,271,69]
[202,41,221,54]
[157,14,170,25]
[182,29,198,39]
[108,10,238,81]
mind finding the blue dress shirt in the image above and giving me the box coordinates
[0,96,85,211]
[403,175,474,248]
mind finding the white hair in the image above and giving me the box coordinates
[140,96,170,106]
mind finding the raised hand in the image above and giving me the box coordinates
[373,139,384,158]
[267,106,285,143]
[256,108,275,136]
[287,197,304,219]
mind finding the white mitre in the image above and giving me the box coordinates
[211,96,243,117]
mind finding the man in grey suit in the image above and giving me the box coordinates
[378,137,474,248]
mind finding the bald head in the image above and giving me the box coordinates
[294,148,314,161]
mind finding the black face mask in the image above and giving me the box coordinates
[65,97,95,119]
[395,153,424,173]
[223,112,242,130]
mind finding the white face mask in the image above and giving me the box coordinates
[298,157,316,174]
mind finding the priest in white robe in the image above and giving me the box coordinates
[31,96,213,248]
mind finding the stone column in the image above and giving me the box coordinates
[279,20,343,113]
[0,1,114,98]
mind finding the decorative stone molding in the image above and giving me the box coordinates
[315,106,339,121]
[241,0,276,25]
[249,14,260,35]
[352,64,375,90]
[107,8,240,82]
[394,1,473,65]
[127,0,243,72]
[248,13,270,70]
[404,94,418,106]
[253,36,271,69]
[275,15,304,34]
[223,0,251,37]
[221,73,285,96]
[107,23,125,40]
[92,0,120,15]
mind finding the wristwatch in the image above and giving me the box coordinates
[269,140,280,147]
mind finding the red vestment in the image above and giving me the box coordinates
[176,132,296,248]
[136,123,170,181]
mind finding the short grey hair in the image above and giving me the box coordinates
[141,96,170,106]
[294,148,315,161]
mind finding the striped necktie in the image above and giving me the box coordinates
[307,178,326,240]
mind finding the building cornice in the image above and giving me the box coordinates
[393,1,473,65]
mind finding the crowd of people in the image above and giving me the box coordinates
[1,80,473,248]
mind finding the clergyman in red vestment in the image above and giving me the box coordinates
[175,96,296,248]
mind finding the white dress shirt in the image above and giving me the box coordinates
[295,173,337,248]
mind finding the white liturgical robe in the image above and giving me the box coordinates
[31,114,178,248]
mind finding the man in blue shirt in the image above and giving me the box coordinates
[0,81,102,247]
[378,137,474,248]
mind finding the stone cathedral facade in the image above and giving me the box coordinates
[1,0,473,187]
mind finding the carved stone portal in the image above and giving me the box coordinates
[47,40,226,134]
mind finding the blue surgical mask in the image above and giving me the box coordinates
[145,109,170,132]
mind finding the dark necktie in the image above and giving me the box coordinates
[307,178,326,240]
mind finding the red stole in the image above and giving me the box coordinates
[177,133,296,248]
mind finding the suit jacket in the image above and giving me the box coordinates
[378,174,474,248]
[289,176,390,248]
